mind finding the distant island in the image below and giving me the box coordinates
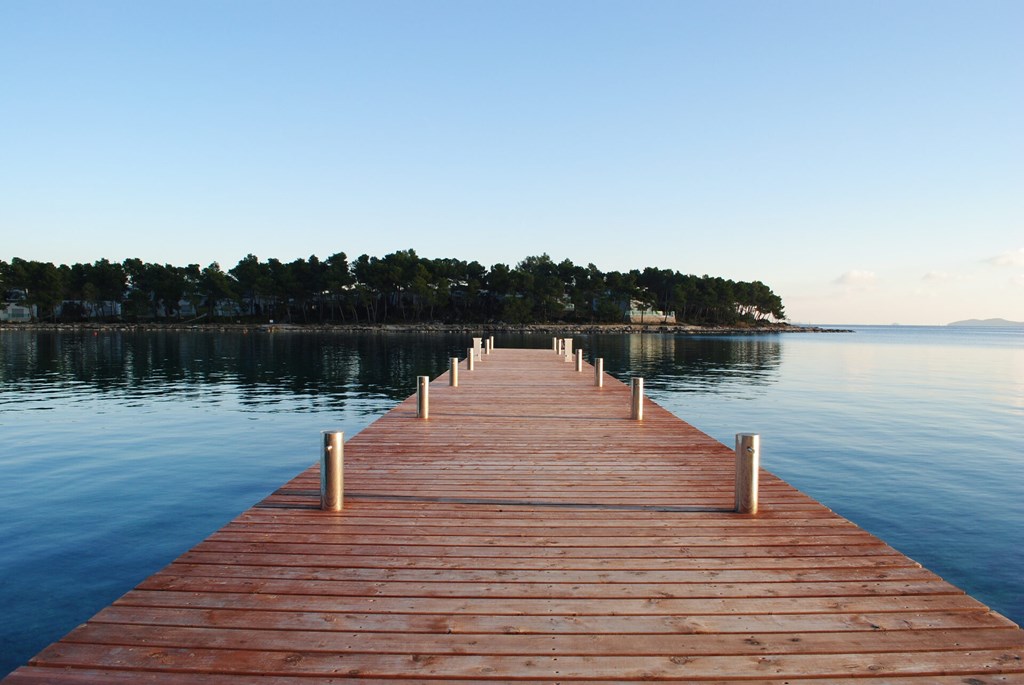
[948,318,1024,327]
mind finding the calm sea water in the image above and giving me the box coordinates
[1,326,1021,676]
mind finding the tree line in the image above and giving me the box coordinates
[0,251,785,325]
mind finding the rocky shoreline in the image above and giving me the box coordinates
[1,321,851,335]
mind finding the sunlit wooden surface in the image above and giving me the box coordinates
[6,348,1022,683]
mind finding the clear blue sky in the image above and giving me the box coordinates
[2,0,1021,324]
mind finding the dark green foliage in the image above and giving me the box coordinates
[2,258,66,320]
[0,250,785,325]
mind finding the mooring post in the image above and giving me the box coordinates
[575,349,583,372]
[631,377,644,420]
[552,336,559,353]
[417,376,429,418]
[472,337,483,361]
[735,433,760,514]
[563,338,573,361]
[466,347,475,371]
[489,335,495,352]
[321,431,344,511]
[449,357,458,387]
[595,358,604,387]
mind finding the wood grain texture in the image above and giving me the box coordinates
[6,347,1022,683]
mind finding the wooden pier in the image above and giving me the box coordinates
[5,347,1023,683]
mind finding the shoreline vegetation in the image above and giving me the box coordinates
[2,251,790,328]
[1,321,849,335]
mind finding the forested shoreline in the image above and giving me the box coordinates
[1,250,785,326]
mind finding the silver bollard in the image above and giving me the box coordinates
[631,377,644,420]
[595,358,604,387]
[488,336,495,352]
[466,347,475,371]
[553,337,559,353]
[735,433,760,514]
[449,357,458,387]
[321,431,344,511]
[417,375,429,418]
[575,349,583,372]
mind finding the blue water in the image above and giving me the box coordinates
[0,326,1021,676]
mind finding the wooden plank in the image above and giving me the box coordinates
[110,588,991,614]
[58,622,1024,655]
[89,605,1019,634]
[21,644,1024,679]
[156,561,942,583]
[4,668,1021,685]
[133,575,963,600]
[5,347,1022,683]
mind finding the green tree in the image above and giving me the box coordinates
[230,254,273,317]
[151,264,188,318]
[515,254,564,320]
[323,252,353,322]
[1,249,788,326]
[200,262,237,318]
[6,258,65,320]
[408,262,434,321]
[380,249,420,321]
[485,263,513,320]
[181,264,204,317]
[352,254,386,322]
[600,270,639,322]
[123,258,154,319]
[462,260,486,320]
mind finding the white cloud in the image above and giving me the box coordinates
[987,248,1024,268]
[922,270,968,283]
[835,269,877,286]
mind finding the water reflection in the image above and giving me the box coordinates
[1,330,481,410]
[2,331,785,408]
[580,333,783,395]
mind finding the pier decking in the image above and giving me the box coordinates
[6,347,1022,683]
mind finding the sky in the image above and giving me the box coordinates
[2,1,1021,325]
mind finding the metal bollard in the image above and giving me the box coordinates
[488,336,495,352]
[735,433,760,514]
[595,358,604,387]
[449,357,458,387]
[631,377,644,420]
[575,349,583,372]
[321,431,344,511]
[417,376,429,418]
[553,336,559,353]
[466,347,475,371]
